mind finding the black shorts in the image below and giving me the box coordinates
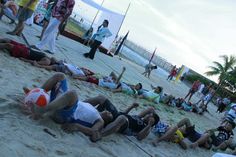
[210,134,223,147]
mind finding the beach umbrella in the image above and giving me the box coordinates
[114,31,129,55]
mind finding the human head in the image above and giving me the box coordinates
[154,86,163,94]
[100,111,113,124]
[143,112,160,126]
[225,120,235,131]
[50,57,58,64]
[103,20,109,27]
[135,83,142,90]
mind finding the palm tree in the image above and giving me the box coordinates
[205,55,236,86]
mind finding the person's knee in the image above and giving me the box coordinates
[117,115,127,125]
[53,72,66,81]
[66,90,78,102]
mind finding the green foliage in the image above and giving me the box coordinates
[185,74,214,85]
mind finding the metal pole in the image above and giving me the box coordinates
[116,3,131,36]
[90,0,105,27]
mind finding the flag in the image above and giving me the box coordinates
[114,31,129,55]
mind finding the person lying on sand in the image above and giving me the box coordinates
[151,118,210,149]
[137,86,163,104]
[190,120,235,150]
[22,73,113,142]
[0,38,59,66]
[112,82,142,95]
[33,61,95,77]
[91,99,159,141]
[76,67,126,89]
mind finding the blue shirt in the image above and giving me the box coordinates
[94,27,112,42]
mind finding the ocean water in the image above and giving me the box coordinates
[120,46,169,77]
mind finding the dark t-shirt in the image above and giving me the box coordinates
[125,115,147,133]
[29,49,47,61]
[212,126,233,146]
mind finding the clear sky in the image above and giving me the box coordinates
[75,0,236,80]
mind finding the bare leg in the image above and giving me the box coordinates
[41,73,66,91]
[42,90,78,116]
[40,21,49,40]
[190,133,210,148]
[188,93,194,102]
[7,20,24,35]
[0,43,13,50]
[138,107,155,118]
[184,91,191,100]
[101,115,128,137]
[84,95,107,106]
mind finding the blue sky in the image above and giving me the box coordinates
[75,0,236,80]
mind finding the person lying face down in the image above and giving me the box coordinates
[86,97,160,141]
[22,73,113,142]
[72,67,126,89]
[0,38,59,66]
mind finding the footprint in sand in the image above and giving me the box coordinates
[55,150,67,156]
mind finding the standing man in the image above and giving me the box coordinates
[184,80,200,102]
[142,63,157,78]
[7,0,39,36]
[34,0,75,54]
[84,19,112,60]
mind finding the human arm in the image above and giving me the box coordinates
[62,119,104,136]
[112,87,122,93]
[115,67,126,84]
[136,118,154,140]
[123,103,139,114]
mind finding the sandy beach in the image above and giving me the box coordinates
[0,19,235,157]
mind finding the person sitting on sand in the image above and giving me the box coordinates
[0,0,18,24]
[151,118,210,149]
[137,86,163,104]
[113,82,142,95]
[0,38,59,66]
[22,73,113,142]
[75,67,126,89]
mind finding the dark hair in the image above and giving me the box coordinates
[152,113,160,126]
[137,83,142,90]
[153,66,157,69]
[157,86,163,93]
[104,19,109,26]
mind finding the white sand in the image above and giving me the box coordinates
[0,19,235,157]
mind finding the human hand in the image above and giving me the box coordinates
[62,124,78,133]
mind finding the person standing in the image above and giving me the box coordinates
[83,20,112,60]
[7,0,39,36]
[184,80,200,102]
[34,0,75,54]
[167,66,177,81]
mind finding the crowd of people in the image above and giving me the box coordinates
[0,0,236,156]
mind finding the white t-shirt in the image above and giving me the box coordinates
[73,101,101,125]
[98,77,117,89]
[64,63,85,76]
[227,103,236,120]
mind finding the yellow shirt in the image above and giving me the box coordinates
[18,0,38,11]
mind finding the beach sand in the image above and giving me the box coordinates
[0,19,234,157]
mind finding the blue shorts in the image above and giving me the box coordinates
[58,102,94,127]
[50,79,68,102]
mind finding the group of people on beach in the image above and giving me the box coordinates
[1,35,236,155]
[1,0,236,156]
